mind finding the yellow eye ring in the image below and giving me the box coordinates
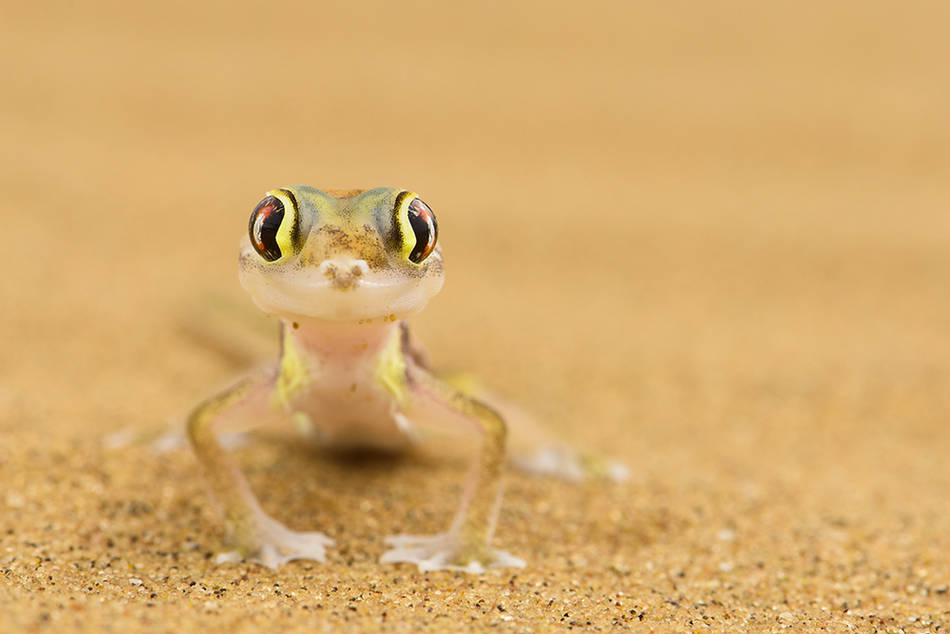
[248,189,298,262]
[393,192,438,264]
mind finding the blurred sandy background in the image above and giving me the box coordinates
[2,1,950,631]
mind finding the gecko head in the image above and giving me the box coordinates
[238,186,444,323]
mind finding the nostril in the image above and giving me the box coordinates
[320,259,368,281]
[349,260,370,276]
[319,261,339,279]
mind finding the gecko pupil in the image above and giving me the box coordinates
[249,196,285,261]
[407,198,438,264]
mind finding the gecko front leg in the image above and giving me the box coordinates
[187,373,334,568]
[380,366,525,573]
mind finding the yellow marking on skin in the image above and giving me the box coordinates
[264,189,297,262]
[394,191,420,261]
[273,329,309,410]
[374,328,407,405]
[437,370,483,397]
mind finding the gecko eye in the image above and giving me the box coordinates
[249,195,285,261]
[407,198,438,264]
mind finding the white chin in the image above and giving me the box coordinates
[239,272,444,323]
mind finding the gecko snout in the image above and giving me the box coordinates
[320,258,369,290]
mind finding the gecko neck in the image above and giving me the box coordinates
[282,318,402,362]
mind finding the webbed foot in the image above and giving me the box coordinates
[380,533,525,573]
[218,513,334,568]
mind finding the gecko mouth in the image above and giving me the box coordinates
[239,266,444,323]
[288,273,407,293]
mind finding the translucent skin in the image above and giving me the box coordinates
[187,186,625,573]
[188,186,522,573]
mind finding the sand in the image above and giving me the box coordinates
[3,1,950,631]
